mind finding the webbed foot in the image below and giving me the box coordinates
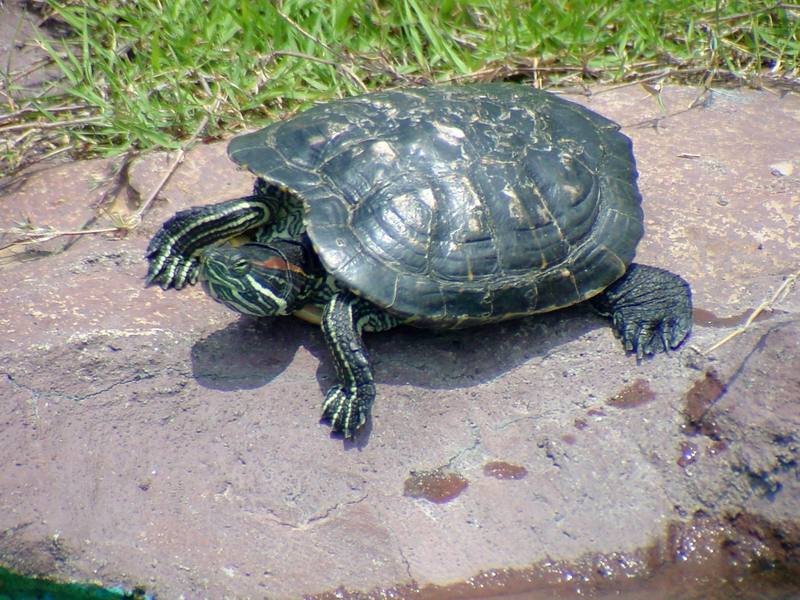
[591,263,692,358]
[145,206,215,289]
[321,382,375,438]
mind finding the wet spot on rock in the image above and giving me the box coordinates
[483,461,528,480]
[404,468,468,503]
[677,441,699,468]
[667,511,800,576]
[310,511,800,600]
[693,307,780,328]
[684,370,727,438]
[606,379,656,409]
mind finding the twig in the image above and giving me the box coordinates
[702,268,799,354]
[701,1,798,22]
[4,56,56,85]
[37,143,74,162]
[276,10,336,55]
[275,9,368,92]
[130,87,222,225]
[264,50,340,67]
[589,69,678,95]
[0,115,102,133]
[1,83,222,249]
[0,226,119,251]
[0,104,92,124]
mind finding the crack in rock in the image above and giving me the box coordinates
[443,419,485,472]
[396,544,416,588]
[3,370,155,403]
[72,372,155,402]
[262,493,370,531]
[3,372,39,397]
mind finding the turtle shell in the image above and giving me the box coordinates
[227,83,643,327]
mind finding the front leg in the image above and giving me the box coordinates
[146,179,301,290]
[320,292,398,438]
[146,196,271,290]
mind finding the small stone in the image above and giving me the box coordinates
[769,161,794,177]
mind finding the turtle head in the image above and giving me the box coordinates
[199,242,309,317]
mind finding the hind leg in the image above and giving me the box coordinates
[590,263,692,358]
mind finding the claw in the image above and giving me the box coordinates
[321,384,368,438]
[591,263,692,358]
[660,322,672,353]
[612,313,624,339]
[634,326,645,359]
[144,250,199,290]
[660,331,670,353]
[669,317,689,349]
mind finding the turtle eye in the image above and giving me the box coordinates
[231,257,251,276]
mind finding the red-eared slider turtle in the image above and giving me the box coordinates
[146,83,692,438]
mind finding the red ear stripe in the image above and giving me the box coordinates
[256,256,306,275]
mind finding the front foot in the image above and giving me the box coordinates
[146,247,201,290]
[146,196,271,290]
[591,263,693,358]
[145,206,211,289]
[321,382,375,438]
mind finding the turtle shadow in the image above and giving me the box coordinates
[338,305,605,393]
[190,317,321,391]
[190,304,608,394]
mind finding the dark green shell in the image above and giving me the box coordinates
[228,83,643,327]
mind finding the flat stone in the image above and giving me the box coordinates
[0,85,798,598]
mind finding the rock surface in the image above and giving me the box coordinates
[1,85,799,598]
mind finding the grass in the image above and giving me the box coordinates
[0,0,798,179]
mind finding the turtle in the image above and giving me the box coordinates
[146,83,692,438]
